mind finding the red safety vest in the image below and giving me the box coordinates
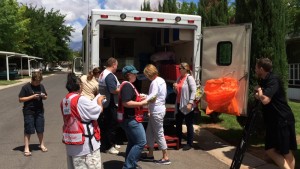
[60,93,100,145]
[117,81,144,123]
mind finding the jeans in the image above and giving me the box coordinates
[175,108,194,146]
[121,118,146,169]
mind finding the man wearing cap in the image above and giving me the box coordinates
[119,65,148,169]
[98,57,120,154]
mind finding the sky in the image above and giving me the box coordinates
[16,0,203,48]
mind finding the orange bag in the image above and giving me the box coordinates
[204,77,240,116]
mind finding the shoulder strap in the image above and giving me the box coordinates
[186,75,190,88]
[119,81,139,96]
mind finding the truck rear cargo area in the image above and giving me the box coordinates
[98,25,195,123]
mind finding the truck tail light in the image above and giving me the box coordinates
[188,20,195,24]
[134,17,141,20]
[101,15,108,19]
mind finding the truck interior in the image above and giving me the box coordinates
[99,25,194,86]
[97,25,195,122]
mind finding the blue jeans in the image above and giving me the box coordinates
[121,118,146,169]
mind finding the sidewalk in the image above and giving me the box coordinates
[0,74,54,91]
[188,125,279,169]
[0,77,31,90]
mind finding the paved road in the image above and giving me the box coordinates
[0,73,229,169]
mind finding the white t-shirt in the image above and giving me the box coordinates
[147,77,167,113]
[65,94,102,156]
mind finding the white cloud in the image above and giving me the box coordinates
[70,21,84,42]
[15,0,167,46]
[104,0,163,11]
[17,0,101,43]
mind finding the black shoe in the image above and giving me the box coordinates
[139,154,154,162]
[182,144,192,151]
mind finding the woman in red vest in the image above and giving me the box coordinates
[60,73,105,169]
[119,65,148,169]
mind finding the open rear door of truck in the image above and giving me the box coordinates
[201,23,252,116]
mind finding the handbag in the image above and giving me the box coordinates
[186,75,203,106]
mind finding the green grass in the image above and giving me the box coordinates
[0,80,21,85]
[199,101,300,167]
[289,101,300,135]
[202,101,300,140]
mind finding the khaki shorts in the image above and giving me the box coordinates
[67,150,102,169]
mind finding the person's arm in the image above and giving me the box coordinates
[146,80,158,103]
[255,77,279,105]
[123,100,147,108]
[121,83,147,108]
[78,96,103,121]
[112,87,120,95]
[106,74,120,94]
[19,85,40,102]
[187,76,197,104]
[19,94,40,102]
[40,84,48,100]
[256,87,271,105]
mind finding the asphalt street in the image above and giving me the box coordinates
[0,73,229,169]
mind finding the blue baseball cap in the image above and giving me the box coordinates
[122,65,139,76]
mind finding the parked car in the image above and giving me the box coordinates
[19,68,42,76]
[49,65,63,71]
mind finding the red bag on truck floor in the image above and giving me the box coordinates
[204,77,240,116]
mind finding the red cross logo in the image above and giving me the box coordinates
[65,101,68,107]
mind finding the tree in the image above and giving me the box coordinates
[188,2,197,15]
[171,0,177,13]
[178,1,190,14]
[198,0,229,26]
[141,0,151,11]
[162,0,169,12]
[236,0,289,91]
[286,0,300,36]
[0,0,29,52]
[228,1,236,23]
[158,1,163,12]
[22,5,73,69]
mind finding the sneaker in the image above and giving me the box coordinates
[139,154,154,162]
[182,144,192,151]
[136,164,142,169]
[107,147,119,154]
[155,159,171,165]
[114,144,121,149]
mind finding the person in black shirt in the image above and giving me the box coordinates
[255,58,297,169]
[19,72,48,156]
[119,65,148,169]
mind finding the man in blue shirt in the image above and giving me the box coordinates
[98,57,120,154]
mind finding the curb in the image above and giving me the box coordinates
[185,125,279,169]
[0,74,54,91]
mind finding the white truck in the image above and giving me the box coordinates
[73,9,252,119]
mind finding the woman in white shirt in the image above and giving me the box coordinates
[140,64,171,165]
[61,73,105,169]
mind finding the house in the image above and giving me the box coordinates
[287,35,300,100]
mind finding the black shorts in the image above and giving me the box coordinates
[23,110,45,134]
[265,121,297,154]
